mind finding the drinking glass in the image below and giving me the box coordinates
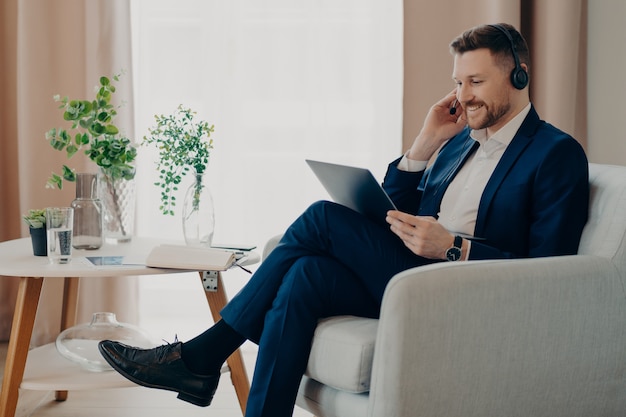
[46,207,74,264]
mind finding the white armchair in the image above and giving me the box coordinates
[263,163,626,417]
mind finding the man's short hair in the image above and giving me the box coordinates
[449,23,530,75]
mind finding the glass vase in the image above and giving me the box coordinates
[55,312,155,372]
[99,169,136,244]
[182,170,215,247]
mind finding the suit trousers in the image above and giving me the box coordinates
[220,200,436,417]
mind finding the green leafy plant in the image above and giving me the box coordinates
[45,74,137,190]
[23,209,46,229]
[143,105,215,215]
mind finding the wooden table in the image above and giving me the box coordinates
[0,237,258,417]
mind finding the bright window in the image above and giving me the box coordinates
[130,0,402,340]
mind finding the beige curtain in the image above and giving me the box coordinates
[403,0,587,151]
[525,0,587,146]
[0,0,22,341]
[0,0,138,344]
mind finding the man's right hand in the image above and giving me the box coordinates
[406,89,467,162]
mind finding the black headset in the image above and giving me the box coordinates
[489,24,528,90]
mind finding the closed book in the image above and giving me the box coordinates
[146,244,237,271]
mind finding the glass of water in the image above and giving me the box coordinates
[46,207,74,264]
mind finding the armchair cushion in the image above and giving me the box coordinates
[306,316,378,393]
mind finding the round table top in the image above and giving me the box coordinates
[0,237,259,278]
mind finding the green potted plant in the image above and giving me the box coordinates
[46,74,138,243]
[23,209,47,256]
[143,105,215,246]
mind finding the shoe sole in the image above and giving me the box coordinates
[98,343,214,407]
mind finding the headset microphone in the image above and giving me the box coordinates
[449,99,458,115]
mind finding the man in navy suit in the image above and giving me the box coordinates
[99,23,588,417]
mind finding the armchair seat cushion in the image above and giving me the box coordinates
[305,316,378,393]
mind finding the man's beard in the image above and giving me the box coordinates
[466,101,511,131]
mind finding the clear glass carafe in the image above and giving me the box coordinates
[72,173,103,249]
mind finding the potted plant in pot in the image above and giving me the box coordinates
[143,105,215,246]
[23,209,47,256]
[46,74,138,243]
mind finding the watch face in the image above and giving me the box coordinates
[446,247,462,261]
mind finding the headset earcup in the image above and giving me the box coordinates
[511,67,528,90]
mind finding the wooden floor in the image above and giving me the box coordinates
[0,343,313,417]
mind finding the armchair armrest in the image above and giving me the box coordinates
[369,255,626,417]
[263,234,283,260]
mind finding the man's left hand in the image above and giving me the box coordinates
[386,210,455,260]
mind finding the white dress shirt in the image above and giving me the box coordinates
[398,104,531,251]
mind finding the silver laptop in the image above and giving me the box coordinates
[306,159,397,224]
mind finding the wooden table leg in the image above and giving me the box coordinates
[200,271,250,416]
[0,277,44,417]
[55,277,80,402]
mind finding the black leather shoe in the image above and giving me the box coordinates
[98,340,220,407]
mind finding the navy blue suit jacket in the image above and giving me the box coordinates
[382,106,589,260]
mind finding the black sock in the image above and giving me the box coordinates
[181,319,246,375]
